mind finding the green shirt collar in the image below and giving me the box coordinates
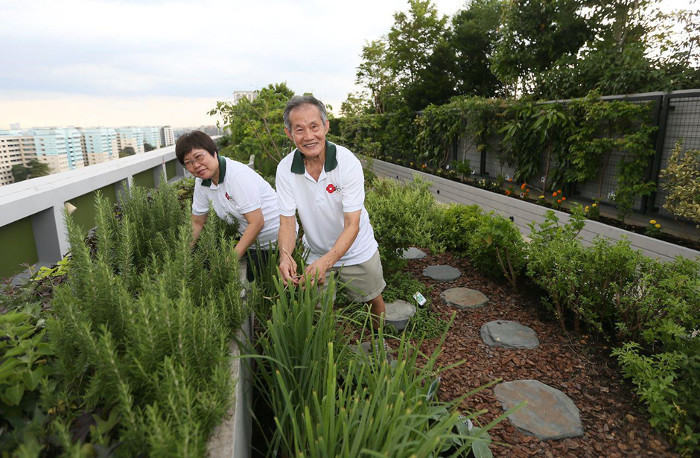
[201,154,226,187]
[290,141,338,175]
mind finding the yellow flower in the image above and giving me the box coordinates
[539,195,545,199]
[655,224,661,229]
[650,219,657,224]
[592,203,597,207]
[585,206,589,212]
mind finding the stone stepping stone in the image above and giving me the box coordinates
[480,320,539,349]
[441,287,488,309]
[384,300,416,331]
[494,380,583,440]
[422,265,461,282]
[401,247,427,259]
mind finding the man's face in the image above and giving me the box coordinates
[285,103,329,159]
[183,148,218,180]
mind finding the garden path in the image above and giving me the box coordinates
[394,248,677,457]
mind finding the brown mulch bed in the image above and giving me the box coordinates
[399,249,677,458]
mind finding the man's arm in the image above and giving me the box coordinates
[303,209,361,285]
[191,213,208,246]
[278,214,299,285]
[234,208,264,258]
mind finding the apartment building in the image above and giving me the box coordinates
[83,128,118,165]
[141,126,162,149]
[31,128,85,174]
[0,134,36,186]
[116,127,145,155]
[160,125,174,146]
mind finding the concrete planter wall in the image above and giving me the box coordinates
[369,158,699,263]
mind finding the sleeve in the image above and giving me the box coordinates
[341,154,365,213]
[228,165,262,214]
[191,180,210,215]
[275,159,297,217]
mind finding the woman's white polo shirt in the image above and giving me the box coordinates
[192,155,280,246]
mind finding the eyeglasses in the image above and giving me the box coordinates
[184,152,208,169]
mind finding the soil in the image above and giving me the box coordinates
[397,249,679,458]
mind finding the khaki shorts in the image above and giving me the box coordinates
[325,249,386,303]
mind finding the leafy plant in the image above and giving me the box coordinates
[660,142,700,229]
[0,304,53,452]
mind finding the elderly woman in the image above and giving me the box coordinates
[176,130,280,280]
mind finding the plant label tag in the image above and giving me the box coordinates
[413,291,427,306]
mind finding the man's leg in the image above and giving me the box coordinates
[368,294,386,330]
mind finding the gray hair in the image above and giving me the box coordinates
[283,95,328,130]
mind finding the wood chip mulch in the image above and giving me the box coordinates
[397,250,677,458]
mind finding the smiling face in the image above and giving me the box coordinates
[183,148,219,182]
[284,103,330,160]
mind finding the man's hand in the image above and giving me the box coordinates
[301,257,331,287]
[279,248,299,286]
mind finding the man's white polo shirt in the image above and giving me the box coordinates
[276,141,378,267]
[192,155,280,246]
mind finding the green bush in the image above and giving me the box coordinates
[0,304,53,452]
[41,184,247,455]
[365,177,443,271]
[466,212,526,287]
[439,204,483,254]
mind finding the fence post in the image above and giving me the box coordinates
[644,94,671,213]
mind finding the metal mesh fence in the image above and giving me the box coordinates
[454,89,700,218]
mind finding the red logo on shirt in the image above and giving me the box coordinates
[225,192,233,201]
[326,184,339,194]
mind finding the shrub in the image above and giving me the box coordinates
[466,212,526,287]
[365,177,443,271]
[439,204,483,254]
[660,142,700,228]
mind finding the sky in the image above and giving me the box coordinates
[0,0,695,129]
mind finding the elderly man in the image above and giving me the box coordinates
[276,95,386,325]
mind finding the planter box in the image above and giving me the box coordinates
[207,266,254,458]
[368,158,699,263]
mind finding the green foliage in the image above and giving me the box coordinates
[660,142,700,228]
[365,177,443,271]
[119,146,136,158]
[499,101,573,190]
[250,274,499,456]
[210,83,295,178]
[613,343,700,456]
[439,204,484,254]
[466,213,526,288]
[0,304,53,452]
[11,159,51,182]
[42,183,247,454]
[416,96,506,168]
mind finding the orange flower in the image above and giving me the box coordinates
[557,199,562,204]
[521,183,527,190]
[505,190,512,195]
[552,192,557,197]
[557,189,562,194]
[562,197,566,201]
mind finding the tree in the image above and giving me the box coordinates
[144,142,156,152]
[356,39,398,113]
[11,159,50,182]
[209,82,295,177]
[493,0,592,96]
[449,0,504,98]
[119,147,136,158]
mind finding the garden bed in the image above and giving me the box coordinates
[367,158,699,263]
[400,249,678,457]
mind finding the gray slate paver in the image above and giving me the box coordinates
[441,287,488,309]
[480,320,539,349]
[384,300,416,331]
[401,247,427,259]
[422,265,461,282]
[494,380,583,440]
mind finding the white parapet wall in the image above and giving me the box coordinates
[0,145,185,269]
[368,158,699,263]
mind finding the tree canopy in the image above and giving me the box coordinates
[347,0,700,111]
[11,159,51,182]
